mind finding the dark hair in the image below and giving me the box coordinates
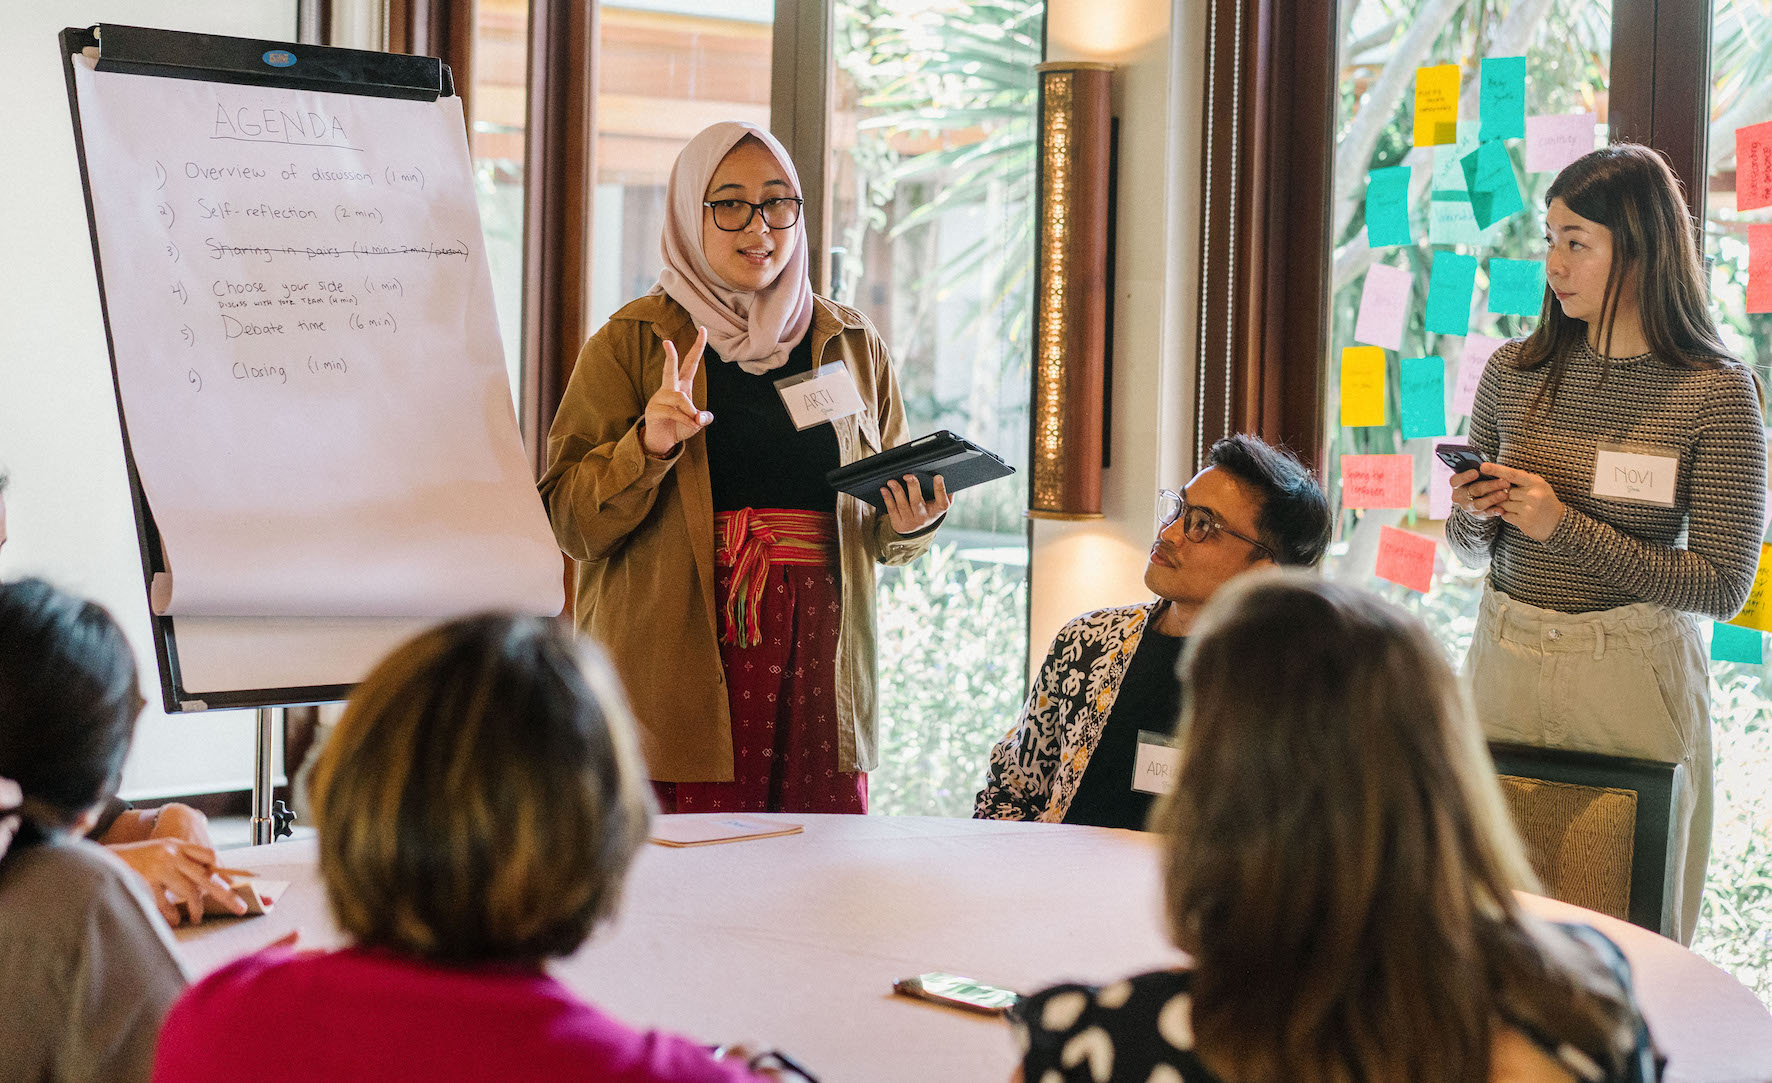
[0,579,142,828]
[312,614,653,966]
[1517,144,1736,410]
[1206,435,1332,567]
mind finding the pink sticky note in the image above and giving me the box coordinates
[1355,263,1413,351]
[1342,454,1414,509]
[1738,120,1772,212]
[1375,526,1437,593]
[1526,113,1597,174]
[1452,333,1506,416]
[1428,451,1454,519]
[1749,223,1772,314]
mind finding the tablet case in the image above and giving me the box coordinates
[826,430,1015,511]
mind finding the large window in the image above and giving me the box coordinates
[470,0,531,402]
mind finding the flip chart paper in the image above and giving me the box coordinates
[1366,166,1413,248]
[1737,120,1772,212]
[1340,347,1388,427]
[71,61,562,618]
[1342,455,1414,509]
[1487,257,1546,317]
[1453,333,1506,416]
[1413,65,1460,146]
[1729,543,1772,633]
[1375,526,1437,593]
[1479,57,1527,142]
[1711,622,1764,665]
[1526,113,1597,174]
[1355,263,1412,350]
[1399,356,1447,440]
[1429,453,1455,519]
[1749,223,1772,315]
[1426,252,1480,336]
[1460,141,1524,229]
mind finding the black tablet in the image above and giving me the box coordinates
[826,431,1015,511]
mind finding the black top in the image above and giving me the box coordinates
[1062,625,1185,830]
[703,334,841,513]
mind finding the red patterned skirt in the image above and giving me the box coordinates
[652,508,867,815]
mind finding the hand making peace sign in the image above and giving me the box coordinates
[641,325,715,458]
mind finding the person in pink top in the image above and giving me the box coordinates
[152,615,808,1083]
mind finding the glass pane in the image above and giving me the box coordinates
[1695,0,1772,1006]
[470,0,530,405]
[590,2,774,328]
[831,0,1042,816]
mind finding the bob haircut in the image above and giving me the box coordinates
[1155,571,1640,1083]
[311,614,653,965]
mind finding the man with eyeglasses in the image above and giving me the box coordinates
[974,435,1331,828]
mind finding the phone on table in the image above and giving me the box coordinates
[893,972,1021,1016]
[1433,442,1490,477]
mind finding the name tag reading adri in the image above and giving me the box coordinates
[1132,730,1182,796]
[775,362,866,431]
[1591,442,1679,507]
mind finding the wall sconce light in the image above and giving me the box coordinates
[1028,61,1115,521]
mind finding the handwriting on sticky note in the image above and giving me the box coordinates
[1366,166,1413,248]
[1749,223,1772,315]
[1340,347,1387,427]
[1479,57,1526,142]
[1426,251,1480,337]
[1525,113,1597,174]
[1452,333,1505,416]
[1399,356,1446,441]
[1737,120,1772,212]
[1728,543,1772,633]
[1487,257,1546,318]
[1460,141,1524,229]
[1375,526,1437,593]
[1355,263,1412,351]
[1432,122,1481,192]
[1342,454,1413,509]
[1711,621,1763,665]
[1414,65,1460,147]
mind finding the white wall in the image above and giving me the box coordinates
[0,1,297,798]
[1029,0,1204,668]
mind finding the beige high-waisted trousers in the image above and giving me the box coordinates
[1466,586,1711,944]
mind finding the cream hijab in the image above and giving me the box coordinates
[653,122,815,375]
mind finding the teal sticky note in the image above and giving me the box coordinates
[1480,57,1528,142]
[1488,257,1546,316]
[1429,193,1509,247]
[1366,166,1413,248]
[1460,141,1525,229]
[1712,621,1764,664]
[1432,122,1482,193]
[1425,252,1480,336]
[1399,356,1447,440]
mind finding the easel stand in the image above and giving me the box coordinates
[251,707,281,846]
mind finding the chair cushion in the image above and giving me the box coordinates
[1499,775,1636,921]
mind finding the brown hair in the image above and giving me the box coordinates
[1516,144,1736,411]
[311,615,652,966]
[1155,572,1641,1083]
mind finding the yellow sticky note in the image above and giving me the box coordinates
[1414,64,1461,147]
[1729,543,1772,633]
[1340,347,1387,427]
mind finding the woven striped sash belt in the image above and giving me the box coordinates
[714,508,836,649]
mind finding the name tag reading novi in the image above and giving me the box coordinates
[1591,442,1679,507]
[775,362,866,430]
[1132,730,1182,796]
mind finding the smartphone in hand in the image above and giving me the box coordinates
[1433,442,1489,477]
[893,972,1021,1016]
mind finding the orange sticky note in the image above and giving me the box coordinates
[1749,223,1772,315]
[1414,65,1461,147]
[1729,543,1772,633]
[1375,526,1437,593]
[1737,120,1772,212]
[1341,454,1413,509]
[1340,347,1387,427]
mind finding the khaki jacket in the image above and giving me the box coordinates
[539,293,939,780]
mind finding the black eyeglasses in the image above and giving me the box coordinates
[1157,488,1274,562]
[703,197,804,232]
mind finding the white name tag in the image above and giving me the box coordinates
[1591,443,1679,507]
[1132,730,1182,796]
[775,362,866,431]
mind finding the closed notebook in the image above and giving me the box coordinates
[826,430,1014,511]
[649,816,804,847]
[202,878,291,917]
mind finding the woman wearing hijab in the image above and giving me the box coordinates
[540,122,948,814]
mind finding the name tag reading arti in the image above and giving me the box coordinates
[1132,730,1182,796]
[1591,443,1679,507]
[776,362,866,431]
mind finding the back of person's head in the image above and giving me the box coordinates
[0,578,141,839]
[311,614,653,966]
[1155,571,1641,1082]
[1205,435,1331,567]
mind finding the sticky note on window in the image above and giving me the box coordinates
[1729,543,1772,633]
[1399,356,1447,440]
[1429,193,1504,248]
[1452,332,1506,416]
[1340,347,1387,427]
[1526,113,1598,174]
[1413,65,1461,147]
[1432,121,1482,192]
[1711,621,1763,665]
[1429,452,1455,519]
[1749,223,1772,315]
[1366,166,1413,248]
[1479,57,1527,142]
[1376,526,1437,593]
[1460,141,1524,229]
[1355,263,1413,350]
[1341,454,1413,509]
[1737,120,1772,212]
[1487,257,1546,317]
[1426,251,1480,336]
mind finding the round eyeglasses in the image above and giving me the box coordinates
[703,197,804,232]
[1157,488,1275,562]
